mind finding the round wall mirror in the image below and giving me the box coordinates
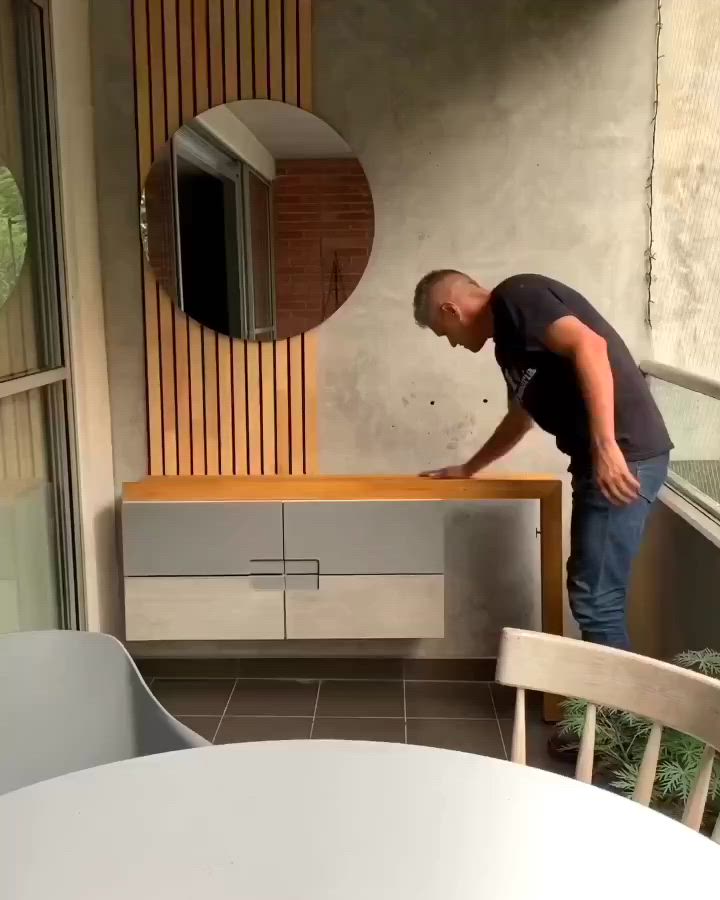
[141,100,374,342]
[0,164,27,308]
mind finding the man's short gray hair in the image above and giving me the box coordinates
[413,269,473,328]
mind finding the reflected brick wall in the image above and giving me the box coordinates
[272,158,374,338]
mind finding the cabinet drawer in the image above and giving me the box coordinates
[122,501,283,576]
[125,576,285,640]
[285,575,444,640]
[283,502,444,574]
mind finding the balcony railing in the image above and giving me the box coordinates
[640,360,720,523]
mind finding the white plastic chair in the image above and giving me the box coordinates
[496,628,720,840]
[0,630,208,795]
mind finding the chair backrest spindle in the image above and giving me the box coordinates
[510,687,526,765]
[575,703,596,784]
[632,722,663,806]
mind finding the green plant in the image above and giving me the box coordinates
[558,649,720,822]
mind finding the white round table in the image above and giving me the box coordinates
[1,741,717,898]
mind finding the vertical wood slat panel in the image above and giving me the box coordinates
[189,324,206,473]
[303,329,318,473]
[232,340,248,474]
[298,0,311,110]
[203,329,219,474]
[252,0,268,98]
[133,0,163,475]
[208,0,224,107]
[238,0,253,98]
[268,0,283,100]
[283,0,297,105]
[164,0,192,474]
[246,341,262,473]
[148,0,178,475]
[137,0,315,477]
[275,342,290,474]
[268,0,290,473]
[289,335,304,474]
[261,341,276,473]
[177,0,203,473]
[223,0,238,101]
[295,0,315,476]
[193,0,210,112]
[178,0,194,122]
[218,335,233,473]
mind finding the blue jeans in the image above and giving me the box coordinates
[567,454,669,650]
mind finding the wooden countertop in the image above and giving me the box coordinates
[123,475,562,502]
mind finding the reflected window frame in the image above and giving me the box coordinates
[169,124,277,342]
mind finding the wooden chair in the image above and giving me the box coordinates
[496,628,720,840]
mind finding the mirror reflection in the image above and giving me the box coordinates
[0,164,27,308]
[142,100,374,341]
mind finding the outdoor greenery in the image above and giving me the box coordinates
[0,165,28,307]
[558,649,720,823]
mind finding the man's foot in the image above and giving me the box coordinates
[547,729,579,764]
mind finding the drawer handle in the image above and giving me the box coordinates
[249,559,284,576]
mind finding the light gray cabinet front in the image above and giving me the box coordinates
[286,575,444,639]
[122,501,283,576]
[283,502,444,575]
[125,576,285,640]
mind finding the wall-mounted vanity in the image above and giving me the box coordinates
[122,476,563,644]
[130,76,565,664]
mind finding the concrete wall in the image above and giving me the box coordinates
[651,0,720,381]
[313,0,655,479]
[94,0,658,656]
[90,0,148,492]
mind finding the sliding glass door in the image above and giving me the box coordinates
[0,0,81,632]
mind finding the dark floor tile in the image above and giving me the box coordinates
[226,679,318,716]
[316,680,404,718]
[403,659,496,681]
[490,683,544,718]
[177,716,220,742]
[152,679,235,716]
[312,718,406,743]
[405,681,495,719]
[215,717,312,744]
[245,658,402,680]
[136,657,403,679]
[407,719,506,758]
[500,719,575,778]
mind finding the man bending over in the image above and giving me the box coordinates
[414,271,671,651]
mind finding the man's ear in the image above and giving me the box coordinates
[440,301,459,320]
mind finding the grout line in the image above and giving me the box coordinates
[194,707,498,722]
[309,680,322,738]
[489,685,507,760]
[402,679,408,744]
[176,714,499,721]
[146,676,495,684]
[211,678,239,744]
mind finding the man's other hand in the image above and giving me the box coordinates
[594,441,640,505]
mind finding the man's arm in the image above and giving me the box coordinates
[421,402,533,479]
[543,315,640,504]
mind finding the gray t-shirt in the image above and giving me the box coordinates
[491,274,672,472]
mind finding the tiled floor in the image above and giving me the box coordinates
[150,676,573,776]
